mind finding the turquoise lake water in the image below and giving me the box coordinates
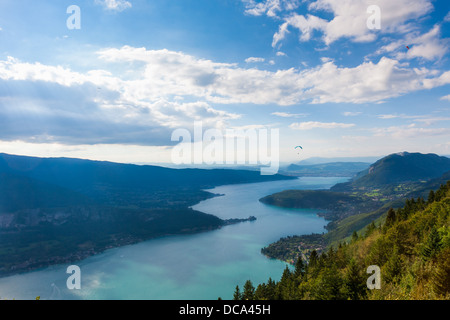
[0,176,348,300]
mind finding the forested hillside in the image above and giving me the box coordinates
[234,181,450,300]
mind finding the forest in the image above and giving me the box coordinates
[234,181,450,300]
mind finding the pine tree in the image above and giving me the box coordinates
[344,259,366,300]
[242,280,255,300]
[294,256,306,280]
[309,250,318,267]
[384,246,403,283]
[265,277,276,300]
[432,248,450,298]
[313,266,345,300]
[233,285,242,300]
[351,231,359,243]
[277,265,293,299]
[254,283,267,300]
[365,221,376,237]
[384,208,396,228]
[421,227,442,261]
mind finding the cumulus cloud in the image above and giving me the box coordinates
[343,111,362,116]
[97,46,450,105]
[375,25,449,61]
[441,94,450,101]
[0,54,240,145]
[245,57,265,63]
[242,0,300,17]
[1,46,449,147]
[272,112,308,118]
[273,13,328,47]
[269,0,434,46]
[290,121,356,130]
[445,12,450,22]
[95,0,132,12]
[373,124,450,139]
[405,25,449,61]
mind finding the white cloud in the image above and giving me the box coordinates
[405,25,449,61]
[273,14,328,47]
[378,114,400,119]
[441,94,450,101]
[373,124,450,139]
[343,111,362,116]
[242,0,300,17]
[276,51,287,56]
[376,114,450,126]
[95,0,132,12]
[0,54,242,145]
[445,12,450,22]
[272,112,308,118]
[271,0,433,46]
[2,46,450,132]
[290,121,356,130]
[245,57,265,63]
[376,25,450,62]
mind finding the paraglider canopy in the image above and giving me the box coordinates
[295,146,303,149]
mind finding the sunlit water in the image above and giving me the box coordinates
[0,177,348,300]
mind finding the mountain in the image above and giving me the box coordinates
[292,156,381,165]
[0,172,92,213]
[281,162,370,177]
[239,182,450,300]
[257,152,450,259]
[331,152,450,191]
[0,153,294,208]
[0,153,293,276]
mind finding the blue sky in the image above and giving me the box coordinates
[0,0,449,165]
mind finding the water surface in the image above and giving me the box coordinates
[0,177,347,300]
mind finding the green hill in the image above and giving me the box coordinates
[281,162,370,177]
[0,153,293,276]
[332,152,450,191]
[234,181,450,300]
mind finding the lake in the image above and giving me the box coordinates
[0,176,348,300]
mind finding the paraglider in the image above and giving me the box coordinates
[406,46,410,50]
[295,146,303,155]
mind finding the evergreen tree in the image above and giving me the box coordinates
[233,285,242,300]
[265,278,277,300]
[351,231,359,243]
[428,190,435,203]
[309,250,318,267]
[313,266,345,300]
[343,259,366,300]
[242,280,255,300]
[254,283,267,300]
[385,208,396,228]
[421,226,442,261]
[384,246,403,283]
[432,248,450,297]
[294,256,306,280]
[278,265,293,299]
[365,221,376,237]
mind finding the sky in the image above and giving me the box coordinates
[0,0,449,166]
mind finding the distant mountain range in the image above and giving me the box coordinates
[281,162,371,177]
[0,153,293,276]
[290,156,382,165]
[0,153,293,209]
